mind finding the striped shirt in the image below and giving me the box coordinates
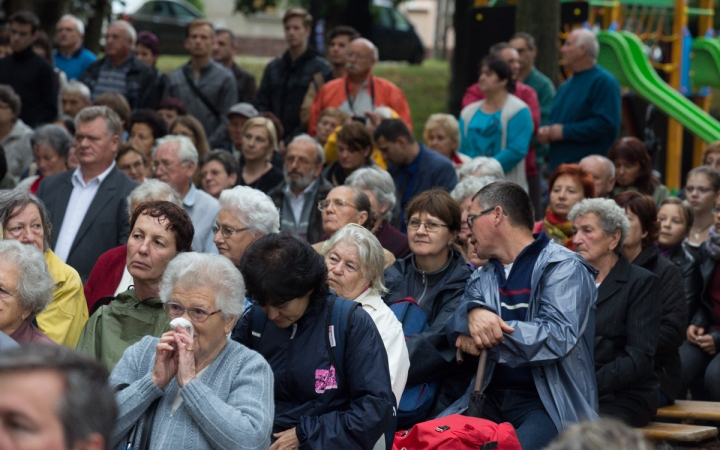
[91,57,131,99]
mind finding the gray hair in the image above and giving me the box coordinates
[321,224,387,295]
[573,29,599,62]
[31,125,73,159]
[345,167,396,222]
[458,156,505,180]
[57,14,85,35]
[580,154,615,178]
[75,106,123,139]
[218,186,280,235]
[451,176,498,203]
[61,80,91,102]
[160,252,245,319]
[568,198,630,250]
[109,20,137,48]
[545,418,654,450]
[154,135,198,165]
[290,133,325,165]
[0,189,53,251]
[0,240,53,316]
[126,179,183,217]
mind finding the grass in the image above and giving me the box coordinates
[156,55,451,141]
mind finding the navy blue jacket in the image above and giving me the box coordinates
[232,295,394,450]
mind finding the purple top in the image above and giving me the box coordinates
[10,320,56,345]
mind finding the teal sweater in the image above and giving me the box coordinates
[524,67,556,162]
[548,65,621,170]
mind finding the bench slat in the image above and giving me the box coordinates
[656,400,720,421]
[640,422,718,442]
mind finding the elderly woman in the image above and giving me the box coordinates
[569,198,661,426]
[534,164,595,250]
[237,117,283,193]
[383,188,472,419]
[346,167,410,259]
[200,150,239,199]
[608,137,669,206]
[457,156,505,181]
[0,240,55,344]
[232,234,395,449]
[77,201,194,370]
[313,185,396,268]
[0,85,32,180]
[321,224,410,404]
[683,166,720,254]
[424,113,470,173]
[111,252,274,450]
[322,122,375,186]
[615,191,686,407]
[84,180,183,310]
[116,142,148,184]
[128,109,168,169]
[17,124,72,193]
[0,190,87,347]
[451,176,496,267]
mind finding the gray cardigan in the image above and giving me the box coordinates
[110,336,274,450]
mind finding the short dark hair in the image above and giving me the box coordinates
[128,109,169,140]
[156,97,187,116]
[55,114,76,136]
[136,30,160,55]
[473,181,534,231]
[511,32,536,51]
[480,55,516,93]
[0,84,21,116]
[9,10,40,33]
[129,201,194,253]
[337,121,373,155]
[200,149,240,176]
[347,186,376,231]
[216,28,235,42]
[0,344,117,450]
[327,25,360,45]
[240,234,329,308]
[94,92,131,126]
[406,188,462,233]
[283,7,312,29]
[607,137,657,195]
[373,118,414,144]
[613,191,659,249]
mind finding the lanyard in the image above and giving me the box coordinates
[345,76,376,116]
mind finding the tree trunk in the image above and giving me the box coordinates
[84,0,108,55]
[448,0,470,116]
[515,0,560,86]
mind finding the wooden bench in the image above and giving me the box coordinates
[639,422,718,442]
[656,400,720,422]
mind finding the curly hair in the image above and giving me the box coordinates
[568,198,631,252]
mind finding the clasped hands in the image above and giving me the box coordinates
[456,307,515,356]
[536,124,563,145]
[151,327,197,389]
[688,325,717,355]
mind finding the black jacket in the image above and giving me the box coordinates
[690,243,720,349]
[268,177,333,245]
[631,246,686,403]
[595,255,661,413]
[256,48,330,143]
[667,244,702,320]
[382,249,473,415]
[0,46,58,127]
[231,62,257,104]
[81,54,158,110]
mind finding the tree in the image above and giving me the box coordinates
[515,0,560,85]
[447,0,471,116]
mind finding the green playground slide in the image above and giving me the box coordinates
[597,30,720,144]
[691,37,720,89]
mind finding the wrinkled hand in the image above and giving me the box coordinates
[548,124,564,141]
[537,126,551,145]
[270,428,299,450]
[152,331,179,389]
[698,334,717,355]
[174,327,197,387]
[467,307,514,349]
[456,334,481,356]
[687,325,705,343]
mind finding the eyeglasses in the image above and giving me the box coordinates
[163,302,222,323]
[212,224,249,238]
[467,206,500,229]
[407,220,448,233]
[318,199,358,211]
[151,160,184,173]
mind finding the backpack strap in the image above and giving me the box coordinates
[249,305,269,350]
[324,296,359,389]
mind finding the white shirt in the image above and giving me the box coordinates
[284,179,318,225]
[114,265,133,297]
[54,163,116,262]
[354,290,410,405]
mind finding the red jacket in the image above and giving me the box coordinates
[309,74,412,136]
[462,82,540,177]
[84,244,126,312]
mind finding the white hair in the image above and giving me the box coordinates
[160,252,245,319]
[580,154,615,178]
[321,224,387,295]
[568,198,630,251]
[289,133,324,164]
[109,20,137,49]
[126,179,183,217]
[155,135,198,165]
[458,156,505,180]
[352,37,379,61]
[61,80,91,102]
[0,240,53,316]
[451,176,497,203]
[58,14,85,35]
[218,186,280,235]
[346,167,396,222]
[573,29,599,62]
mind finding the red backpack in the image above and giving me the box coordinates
[393,414,521,450]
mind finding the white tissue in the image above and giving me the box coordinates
[170,317,194,339]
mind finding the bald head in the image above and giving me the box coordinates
[346,38,378,79]
[580,155,615,198]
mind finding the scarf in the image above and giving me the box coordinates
[543,206,574,250]
[706,226,720,261]
[656,241,681,259]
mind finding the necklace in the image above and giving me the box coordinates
[692,222,713,241]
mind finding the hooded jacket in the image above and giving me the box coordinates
[442,239,599,433]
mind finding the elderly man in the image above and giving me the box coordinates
[212,28,257,104]
[166,19,237,148]
[444,181,599,450]
[81,21,157,110]
[0,11,57,127]
[53,14,97,80]
[309,37,412,136]
[37,106,138,281]
[0,345,117,450]
[268,134,332,244]
[580,154,616,198]
[61,80,92,118]
[538,29,621,170]
[152,135,219,253]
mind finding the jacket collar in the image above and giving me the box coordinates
[631,245,658,270]
[596,253,631,306]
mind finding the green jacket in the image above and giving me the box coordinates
[76,289,170,371]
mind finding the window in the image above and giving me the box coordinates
[170,2,199,19]
[371,6,393,28]
[391,9,411,31]
[140,1,171,16]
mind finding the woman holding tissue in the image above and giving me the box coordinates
[110,252,275,450]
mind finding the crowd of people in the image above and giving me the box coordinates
[0,6,716,450]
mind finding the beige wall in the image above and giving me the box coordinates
[400,0,455,51]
